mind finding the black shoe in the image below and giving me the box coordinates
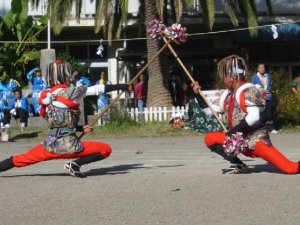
[64,162,86,178]
[222,163,248,174]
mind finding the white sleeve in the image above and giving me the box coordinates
[245,106,260,126]
[86,84,105,96]
[202,104,222,115]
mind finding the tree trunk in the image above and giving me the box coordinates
[144,0,172,107]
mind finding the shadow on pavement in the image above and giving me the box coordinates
[1,173,69,178]
[1,164,185,178]
[87,163,185,176]
[9,132,42,142]
[248,164,282,174]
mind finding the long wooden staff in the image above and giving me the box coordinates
[162,37,227,131]
[79,39,172,139]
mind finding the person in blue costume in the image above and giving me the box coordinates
[4,88,31,128]
[71,70,92,87]
[26,67,47,114]
[0,73,20,105]
[96,72,111,123]
[251,64,277,133]
[0,91,8,128]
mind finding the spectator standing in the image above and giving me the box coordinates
[168,72,180,107]
[26,67,47,114]
[292,75,300,94]
[251,64,277,133]
[134,74,147,112]
[97,72,110,85]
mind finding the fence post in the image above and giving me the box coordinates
[176,106,180,114]
[135,108,139,122]
[154,107,158,121]
[149,107,153,122]
[172,106,175,117]
[144,107,148,122]
[163,107,167,121]
[158,107,162,121]
[130,108,134,120]
[180,106,185,115]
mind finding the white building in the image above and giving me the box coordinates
[2,0,300,87]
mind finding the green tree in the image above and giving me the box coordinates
[56,51,87,74]
[0,0,47,83]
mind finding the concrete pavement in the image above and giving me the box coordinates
[0,133,300,225]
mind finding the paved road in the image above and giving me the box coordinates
[1,133,300,225]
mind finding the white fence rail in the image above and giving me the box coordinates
[94,106,188,126]
[127,106,188,122]
[95,89,224,125]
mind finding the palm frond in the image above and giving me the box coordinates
[74,0,82,22]
[114,0,124,40]
[265,0,273,16]
[112,0,128,39]
[156,0,165,19]
[107,14,114,45]
[200,0,215,30]
[174,0,183,22]
[47,0,74,35]
[120,0,128,25]
[184,0,194,9]
[95,0,110,33]
[221,0,238,27]
[241,0,258,36]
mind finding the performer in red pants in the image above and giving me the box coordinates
[0,61,131,178]
[195,55,299,174]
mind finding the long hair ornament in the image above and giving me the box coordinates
[45,60,72,87]
[217,55,248,81]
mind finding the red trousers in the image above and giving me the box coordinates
[204,132,299,174]
[12,141,112,167]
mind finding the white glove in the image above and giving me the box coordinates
[10,108,16,116]
[255,84,263,90]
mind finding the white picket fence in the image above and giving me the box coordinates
[95,90,224,125]
[127,106,188,122]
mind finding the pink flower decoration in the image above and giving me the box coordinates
[223,132,247,156]
[147,19,188,43]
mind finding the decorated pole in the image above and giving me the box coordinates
[163,37,227,131]
[78,39,172,139]
[147,19,227,131]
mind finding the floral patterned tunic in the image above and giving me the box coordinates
[222,83,272,149]
[42,86,87,154]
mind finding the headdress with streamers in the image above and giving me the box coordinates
[217,55,248,81]
[45,60,72,87]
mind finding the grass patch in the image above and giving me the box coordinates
[90,121,199,138]
[6,121,199,141]
[6,122,300,141]
[279,124,300,133]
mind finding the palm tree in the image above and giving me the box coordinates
[144,0,172,106]
[30,0,264,106]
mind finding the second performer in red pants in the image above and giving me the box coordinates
[196,56,299,174]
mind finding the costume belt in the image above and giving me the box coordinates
[49,128,76,137]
